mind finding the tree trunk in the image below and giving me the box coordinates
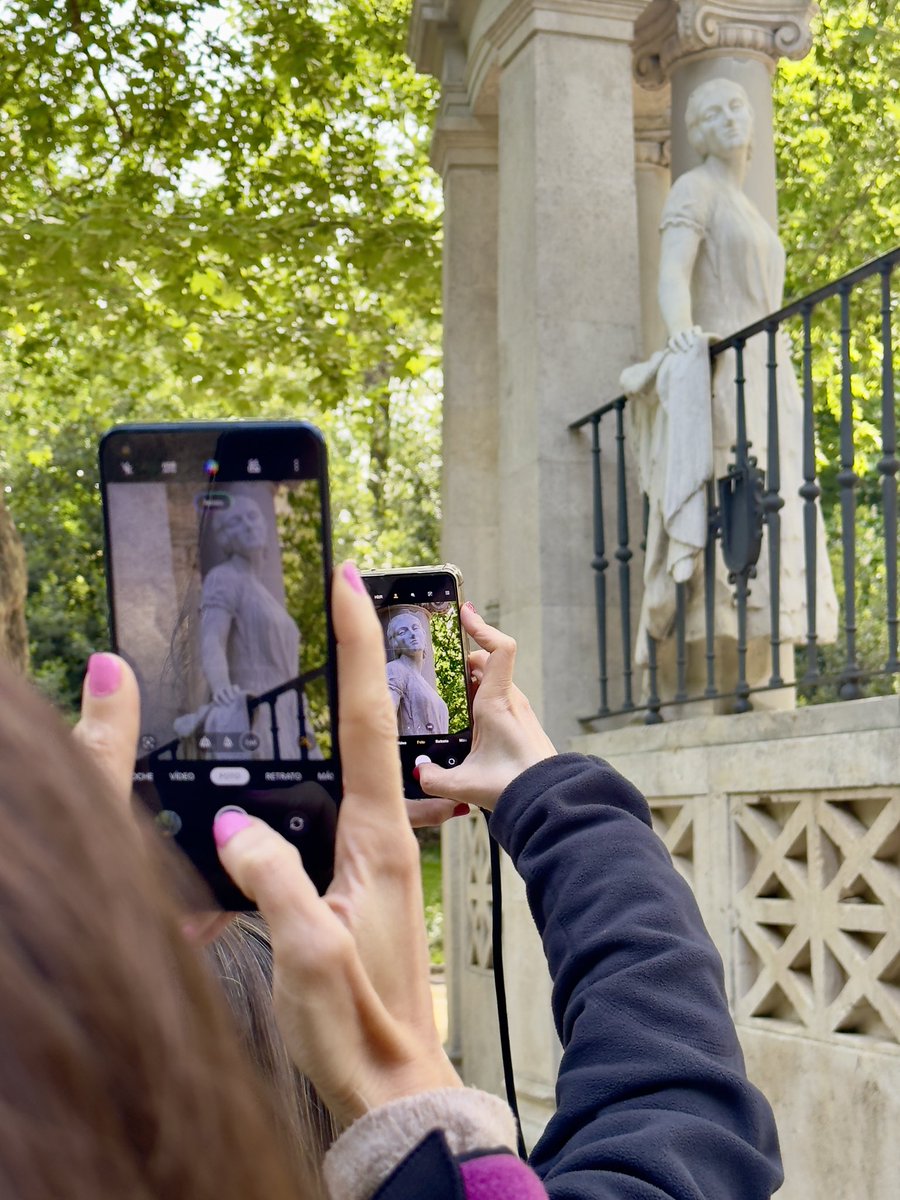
[0,496,28,671]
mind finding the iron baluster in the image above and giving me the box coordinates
[675,582,687,702]
[590,416,610,716]
[642,494,663,724]
[615,399,634,710]
[268,698,281,762]
[718,338,762,712]
[879,261,899,672]
[764,323,785,686]
[704,480,719,697]
[837,284,862,699]
[800,304,821,683]
[296,682,309,761]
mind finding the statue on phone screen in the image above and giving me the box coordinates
[384,609,449,736]
[174,493,320,759]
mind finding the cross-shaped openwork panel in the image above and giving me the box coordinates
[463,812,494,971]
[649,797,695,889]
[733,791,900,1045]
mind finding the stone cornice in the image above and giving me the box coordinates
[430,80,499,175]
[634,0,817,87]
[468,0,648,112]
[408,1,458,78]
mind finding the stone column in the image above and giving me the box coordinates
[408,11,504,1092]
[634,0,816,226]
[632,80,671,356]
[488,0,647,746]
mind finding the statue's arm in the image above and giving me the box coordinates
[200,606,240,704]
[385,661,403,714]
[658,224,703,352]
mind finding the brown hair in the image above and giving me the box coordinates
[0,662,300,1200]
[205,916,340,1199]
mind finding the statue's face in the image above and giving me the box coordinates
[216,499,267,556]
[388,616,425,656]
[694,84,752,158]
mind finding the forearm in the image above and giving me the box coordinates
[490,754,783,1200]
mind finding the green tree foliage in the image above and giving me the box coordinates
[0,0,443,710]
[430,608,468,733]
[774,1,900,694]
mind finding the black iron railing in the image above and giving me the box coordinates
[571,246,899,724]
[151,665,327,762]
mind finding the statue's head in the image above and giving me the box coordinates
[685,78,753,160]
[386,612,427,658]
[210,494,267,559]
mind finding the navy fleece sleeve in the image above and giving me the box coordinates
[490,754,783,1200]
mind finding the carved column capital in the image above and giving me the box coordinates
[633,79,671,168]
[634,0,817,85]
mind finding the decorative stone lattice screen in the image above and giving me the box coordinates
[734,790,900,1045]
[464,813,494,971]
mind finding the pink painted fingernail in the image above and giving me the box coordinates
[412,766,421,781]
[453,804,470,818]
[342,561,367,595]
[463,601,476,613]
[213,806,252,848]
[87,653,122,697]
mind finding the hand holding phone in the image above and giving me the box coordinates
[99,422,341,908]
[360,566,473,798]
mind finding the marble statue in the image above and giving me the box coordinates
[384,610,449,736]
[174,493,320,760]
[622,77,838,691]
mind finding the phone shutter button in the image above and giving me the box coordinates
[287,815,305,834]
[210,766,250,786]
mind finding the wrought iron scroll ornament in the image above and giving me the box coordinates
[718,456,765,580]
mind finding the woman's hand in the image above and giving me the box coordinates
[215,562,462,1125]
[73,653,231,945]
[416,604,557,811]
[73,653,141,807]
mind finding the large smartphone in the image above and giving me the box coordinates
[99,422,341,909]
[360,565,472,798]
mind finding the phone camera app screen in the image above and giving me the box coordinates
[104,434,334,785]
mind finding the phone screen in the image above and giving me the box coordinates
[362,569,472,797]
[99,423,340,906]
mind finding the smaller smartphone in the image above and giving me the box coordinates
[99,421,341,909]
[361,565,472,798]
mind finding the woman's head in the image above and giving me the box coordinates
[386,612,427,659]
[685,77,753,160]
[0,662,297,1200]
[210,493,268,559]
[205,916,338,1198]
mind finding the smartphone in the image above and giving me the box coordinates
[99,422,341,909]
[360,565,472,798]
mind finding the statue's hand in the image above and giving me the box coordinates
[212,683,243,705]
[667,325,703,353]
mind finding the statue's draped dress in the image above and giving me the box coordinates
[638,165,838,654]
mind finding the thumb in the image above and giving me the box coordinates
[417,760,477,808]
[73,653,141,809]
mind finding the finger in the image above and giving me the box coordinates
[332,561,405,815]
[214,808,336,938]
[73,653,141,809]
[417,761,479,807]
[405,797,470,828]
[459,605,516,697]
[467,648,489,694]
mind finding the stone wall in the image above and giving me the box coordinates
[446,696,900,1199]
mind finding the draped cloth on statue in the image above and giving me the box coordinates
[624,167,838,665]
